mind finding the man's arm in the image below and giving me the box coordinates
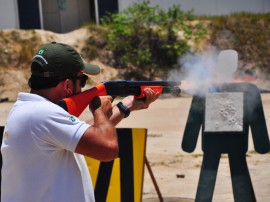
[74,88,160,161]
[75,96,119,162]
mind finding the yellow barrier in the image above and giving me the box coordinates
[85,128,147,202]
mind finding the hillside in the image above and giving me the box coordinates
[0,28,118,100]
[1,14,270,101]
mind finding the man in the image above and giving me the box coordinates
[1,42,159,202]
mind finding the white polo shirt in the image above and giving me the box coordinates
[1,93,95,202]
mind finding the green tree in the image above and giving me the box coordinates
[101,0,207,79]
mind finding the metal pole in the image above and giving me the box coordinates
[94,0,99,24]
[145,157,164,202]
[39,0,44,29]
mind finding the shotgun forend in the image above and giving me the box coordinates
[58,80,181,117]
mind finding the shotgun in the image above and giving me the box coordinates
[57,80,181,117]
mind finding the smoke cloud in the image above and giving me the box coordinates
[168,47,238,96]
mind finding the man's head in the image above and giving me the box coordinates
[28,42,100,90]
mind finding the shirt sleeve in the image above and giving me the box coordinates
[29,101,90,152]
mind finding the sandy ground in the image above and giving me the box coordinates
[1,95,270,202]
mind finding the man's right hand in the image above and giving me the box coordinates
[89,96,113,118]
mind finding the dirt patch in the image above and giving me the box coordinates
[1,96,270,201]
[0,28,119,101]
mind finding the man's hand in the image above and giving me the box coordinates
[89,96,113,118]
[121,88,160,111]
[109,88,160,125]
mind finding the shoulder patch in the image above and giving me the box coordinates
[69,116,77,123]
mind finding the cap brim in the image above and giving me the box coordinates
[83,64,101,75]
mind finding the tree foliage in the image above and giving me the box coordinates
[100,0,207,79]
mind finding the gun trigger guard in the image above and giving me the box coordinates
[134,95,146,101]
[134,92,146,99]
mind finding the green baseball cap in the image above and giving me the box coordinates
[31,42,100,78]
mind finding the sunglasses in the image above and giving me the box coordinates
[69,74,88,87]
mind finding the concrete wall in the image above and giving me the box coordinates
[118,0,270,15]
[0,0,89,33]
[1,0,270,32]
[42,0,90,33]
[0,0,19,29]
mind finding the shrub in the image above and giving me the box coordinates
[100,0,207,79]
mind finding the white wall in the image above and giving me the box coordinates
[1,0,270,32]
[0,0,19,29]
[118,0,270,15]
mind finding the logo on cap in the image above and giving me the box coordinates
[38,49,44,55]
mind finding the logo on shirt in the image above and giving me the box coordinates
[69,116,77,123]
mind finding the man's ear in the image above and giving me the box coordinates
[67,87,72,95]
[63,79,73,96]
